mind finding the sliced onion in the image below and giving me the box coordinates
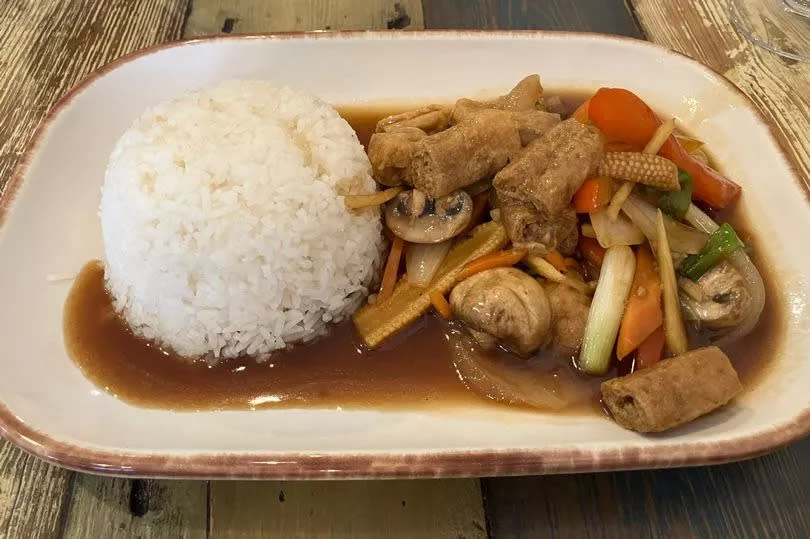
[622,193,708,254]
[405,241,452,287]
[683,204,765,344]
[590,209,645,248]
[447,328,571,410]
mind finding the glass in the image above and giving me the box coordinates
[730,0,810,62]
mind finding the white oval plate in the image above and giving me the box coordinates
[1,31,809,479]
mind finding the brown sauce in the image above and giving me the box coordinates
[63,98,786,412]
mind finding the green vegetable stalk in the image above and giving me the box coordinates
[658,169,693,220]
[679,223,744,280]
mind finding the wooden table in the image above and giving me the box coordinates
[1,1,809,537]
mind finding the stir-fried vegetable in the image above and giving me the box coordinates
[344,186,404,209]
[679,223,744,281]
[578,245,636,375]
[578,236,606,269]
[524,255,592,294]
[683,204,765,345]
[581,224,597,239]
[573,176,613,213]
[605,118,677,221]
[572,98,591,123]
[588,88,741,208]
[590,209,645,247]
[354,221,508,348]
[636,326,665,369]
[675,133,704,153]
[543,250,568,272]
[598,152,679,191]
[378,236,405,302]
[405,241,452,287]
[616,246,663,359]
[655,210,689,355]
[657,170,693,220]
[429,290,452,319]
[456,249,526,281]
[622,193,707,254]
[448,328,572,410]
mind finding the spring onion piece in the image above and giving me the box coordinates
[405,241,452,287]
[578,245,636,375]
[679,223,744,281]
[622,193,708,254]
[655,210,689,355]
[590,209,645,247]
[343,186,403,209]
[657,170,693,220]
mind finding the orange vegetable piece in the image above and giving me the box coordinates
[543,250,568,272]
[377,236,405,302]
[578,237,606,269]
[573,176,613,213]
[429,290,452,319]
[456,249,526,281]
[572,98,591,123]
[588,87,741,208]
[616,246,663,359]
[635,325,665,369]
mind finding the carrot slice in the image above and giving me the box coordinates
[572,98,591,123]
[573,176,613,213]
[378,236,405,302]
[635,325,665,369]
[616,246,663,359]
[456,249,526,281]
[429,290,452,319]
[543,250,568,272]
[588,87,741,208]
[579,237,606,269]
[463,191,490,233]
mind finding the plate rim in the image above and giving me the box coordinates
[2,29,808,479]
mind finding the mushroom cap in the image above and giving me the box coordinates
[385,189,473,243]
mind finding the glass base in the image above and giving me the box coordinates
[730,0,810,62]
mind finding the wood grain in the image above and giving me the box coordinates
[0,1,190,537]
[633,0,810,194]
[61,477,207,539]
[421,0,642,37]
[209,479,486,538]
[183,0,424,36]
[484,435,810,538]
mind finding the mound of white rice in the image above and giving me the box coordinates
[100,80,383,360]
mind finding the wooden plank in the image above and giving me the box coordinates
[210,479,487,538]
[183,0,424,36]
[0,443,73,538]
[421,0,643,37]
[484,435,810,538]
[62,478,207,539]
[0,1,192,537]
[632,0,810,193]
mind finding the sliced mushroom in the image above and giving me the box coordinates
[385,189,472,243]
[450,267,552,356]
[681,261,752,330]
